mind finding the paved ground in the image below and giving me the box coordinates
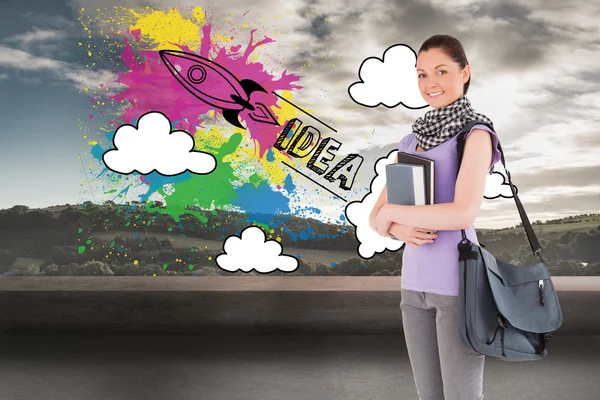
[0,334,599,400]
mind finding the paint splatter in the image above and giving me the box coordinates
[77,6,346,242]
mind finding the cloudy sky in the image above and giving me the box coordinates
[0,0,598,229]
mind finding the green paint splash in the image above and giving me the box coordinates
[144,133,243,222]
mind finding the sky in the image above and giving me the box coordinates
[0,0,598,229]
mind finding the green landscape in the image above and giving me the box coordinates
[0,202,598,277]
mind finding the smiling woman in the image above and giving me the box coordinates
[369,33,504,400]
[416,36,472,104]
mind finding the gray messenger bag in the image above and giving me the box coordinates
[455,120,563,361]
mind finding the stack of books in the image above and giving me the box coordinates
[384,152,435,240]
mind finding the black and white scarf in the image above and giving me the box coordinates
[411,95,493,151]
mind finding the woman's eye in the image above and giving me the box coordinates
[418,71,445,78]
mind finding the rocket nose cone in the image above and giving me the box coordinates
[159,50,186,77]
[159,50,180,65]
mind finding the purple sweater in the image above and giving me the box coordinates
[397,124,502,296]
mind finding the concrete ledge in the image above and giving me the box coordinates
[1,277,599,335]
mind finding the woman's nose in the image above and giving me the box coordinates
[426,80,441,90]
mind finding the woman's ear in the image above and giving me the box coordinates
[463,64,471,84]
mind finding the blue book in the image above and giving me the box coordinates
[395,152,434,205]
[384,155,434,240]
[385,163,427,206]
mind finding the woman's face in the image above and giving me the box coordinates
[416,48,470,108]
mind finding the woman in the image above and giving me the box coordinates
[369,35,502,400]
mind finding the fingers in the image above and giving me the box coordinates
[412,237,435,245]
[414,232,438,240]
[405,232,437,247]
[415,228,437,233]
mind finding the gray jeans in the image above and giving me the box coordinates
[400,288,485,400]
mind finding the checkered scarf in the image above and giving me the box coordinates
[411,95,493,151]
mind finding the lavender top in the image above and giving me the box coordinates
[397,124,502,296]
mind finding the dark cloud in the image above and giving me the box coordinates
[468,1,533,22]
[372,0,457,49]
[22,12,79,30]
[368,0,573,74]
[468,2,565,67]
[307,14,332,39]
[296,0,332,39]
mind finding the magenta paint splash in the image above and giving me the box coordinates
[109,24,302,158]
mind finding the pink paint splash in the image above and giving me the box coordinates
[108,24,302,159]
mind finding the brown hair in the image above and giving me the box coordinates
[418,34,471,95]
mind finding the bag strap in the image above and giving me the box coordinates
[456,120,544,261]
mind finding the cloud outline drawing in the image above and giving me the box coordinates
[215,226,299,274]
[345,149,405,259]
[484,171,519,199]
[348,43,429,110]
[102,110,217,176]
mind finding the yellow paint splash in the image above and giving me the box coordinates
[213,35,232,43]
[126,7,204,50]
[193,6,206,24]
[192,124,230,153]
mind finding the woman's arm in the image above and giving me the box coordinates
[369,154,398,237]
[377,129,494,232]
[369,184,394,237]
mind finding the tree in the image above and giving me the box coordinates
[82,201,98,212]
[151,200,165,209]
[9,205,29,215]
[0,249,17,268]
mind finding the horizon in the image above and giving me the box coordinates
[2,201,598,232]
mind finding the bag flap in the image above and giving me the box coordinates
[480,247,563,333]
[484,251,550,285]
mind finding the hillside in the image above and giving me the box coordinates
[0,203,598,277]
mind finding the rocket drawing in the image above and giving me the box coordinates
[159,50,280,129]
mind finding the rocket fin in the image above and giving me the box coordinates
[222,109,245,129]
[240,79,267,96]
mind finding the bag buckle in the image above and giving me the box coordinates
[458,238,471,252]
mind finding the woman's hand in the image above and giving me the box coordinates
[388,222,438,248]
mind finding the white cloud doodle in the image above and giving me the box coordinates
[484,170,518,199]
[345,150,405,259]
[216,226,299,273]
[348,44,428,109]
[102,111,216,176]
